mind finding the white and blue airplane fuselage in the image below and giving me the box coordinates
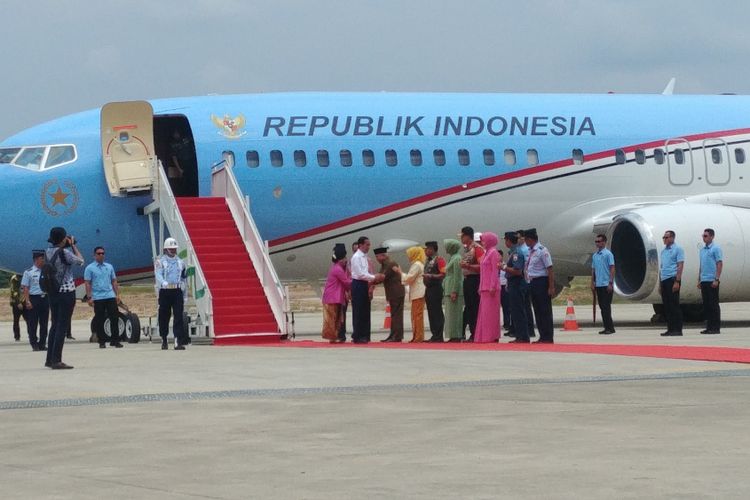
[2,92,750,306]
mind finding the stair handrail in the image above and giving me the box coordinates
[211,160,288,335]
[152,163,214,333]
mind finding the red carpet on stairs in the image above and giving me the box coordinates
[176,197,279,345]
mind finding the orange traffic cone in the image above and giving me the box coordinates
[562,297,581,331]
[383,304,391,329]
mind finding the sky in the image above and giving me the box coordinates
[1,0,748,140]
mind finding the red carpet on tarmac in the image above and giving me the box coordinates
[250,340,750,364]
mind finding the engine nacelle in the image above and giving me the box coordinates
[607,204,750,303]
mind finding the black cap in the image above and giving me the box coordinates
[460,226,474,238]
[425,241,438,251]
[32,249,46,259]
[48,227,67,245]
[525,228,538,240]
[373,247,389,255]
[504,232,518,243]
[333,243,347,261]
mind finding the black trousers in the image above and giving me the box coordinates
[94,298,120,345]
[351,280,371,342]
[530,277,554,342]
[507,281,529,341]
[46,291,76,365]
[12,304,24,340]
[463,274,480,336]
[24,295,49,348]
[660,278,683,333]
[500,285,510,328]
[700,282,721,331]
[522,285,535,333]
[425,285,444,340]
[595,286,615,332]
[337,301,348,341]
[158,289,186,343]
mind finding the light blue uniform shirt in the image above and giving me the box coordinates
[699,242,723,282]
[21,265,44,296]
[592,248,615,287]
[84,261,117,300]
[526,242,553,279]
[660,243,685,280]
[155,254,186,288]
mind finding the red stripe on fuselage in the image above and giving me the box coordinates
[267,127,750,247]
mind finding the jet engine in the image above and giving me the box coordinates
[606,204,750,303]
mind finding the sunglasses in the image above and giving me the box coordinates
[594,239,604,243]
[96,252,105,255]
[702,234,710,237]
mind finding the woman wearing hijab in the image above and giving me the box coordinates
[321,244,351,343]
[401,246,426,342]
[474,232,501,343]
[442,239,464,342]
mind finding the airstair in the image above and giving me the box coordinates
[142,159,289,344]
[101,100,289,344]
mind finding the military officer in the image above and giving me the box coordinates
[21,250,49,351]
[155,237,188,350]
[524,228,555,344]
[503,232,530,343]
[374,247,405,342]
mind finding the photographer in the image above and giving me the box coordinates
[45,227,84,370]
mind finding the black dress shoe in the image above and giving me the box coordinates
[701,330,721,335]
[15,337,20,342]
[99,344,106,349]
[599,330,615,335]
[508,339,530,344]
[32,345,41,352]
[700,329,708,334]
[161,342,168,350]
[110,343,124,348]
[660,331,683,336]
[44,362,52,368]
[352,339,369,344]
[381,336,394,343]
[38,345,46,351]
[51,362,74,369]
[533,340,554,344]
[174,345,185,350]
[66,335,75,340]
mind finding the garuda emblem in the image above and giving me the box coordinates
[211,113,247,139]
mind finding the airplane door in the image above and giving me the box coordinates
[703,138,731,186]
[666,139,693,186]
[101,101,156,196]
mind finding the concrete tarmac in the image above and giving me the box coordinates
[1,304,749,499]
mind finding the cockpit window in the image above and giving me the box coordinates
[0,148,20,163]
[0,144,76,170]
[13,147,46,169]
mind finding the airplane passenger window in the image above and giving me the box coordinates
[635,149,646,165]
[13,147,46,170]
[410,149,422,166]
[270,150,283,167]
[246,150,260,168]
[317,150,329,167]
[340,149,352,167]
[711,148,722,164]
[504,149,516,166]
[483,149,495,166]
[458,149,470,166]
[615,149,626,164]
[294,150,307,167]
[653,149,665,165]
[527,149,539,166]
[0,147,21,164]
[433,149,446,166]
[45,145,76,168]
[385,149,397,167]
[363,149,375,167]
[673,149,685,165]
[572,149,584,165]
[735,148,746,164]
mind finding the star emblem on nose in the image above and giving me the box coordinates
[49,187,70,206]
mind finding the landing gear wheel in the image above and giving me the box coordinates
[126,312,141,343]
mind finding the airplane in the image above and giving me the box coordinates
[2,90,750,323]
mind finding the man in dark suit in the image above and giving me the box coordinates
[374,247,405,342]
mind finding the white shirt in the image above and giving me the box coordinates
[351,249,374,281]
